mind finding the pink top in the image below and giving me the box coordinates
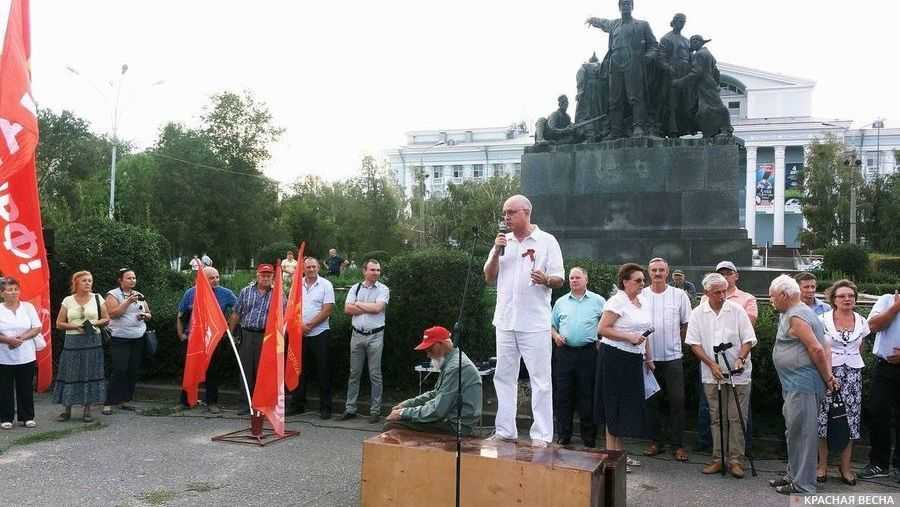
[727,288,758,322]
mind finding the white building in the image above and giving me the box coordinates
[386,63,900,248]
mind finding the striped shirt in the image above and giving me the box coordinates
[234,283,281,330]
[643,285,692,361]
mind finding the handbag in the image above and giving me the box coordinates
[144,329,158,356]
[826,391,851,453]
[33,333,47,351]
[93,293,112,345]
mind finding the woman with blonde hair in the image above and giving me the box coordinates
[54,271,109,422]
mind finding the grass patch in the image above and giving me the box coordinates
[137,489,178,506]
[185,481,222,493]
[2,421,103,451]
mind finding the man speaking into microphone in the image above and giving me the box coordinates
[484,194,564,447]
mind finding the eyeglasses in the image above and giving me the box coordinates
[628,277,645,284]
[502,208,525,217]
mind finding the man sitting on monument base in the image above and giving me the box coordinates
[385,326,483,435]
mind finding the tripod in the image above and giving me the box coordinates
[712,343,757,477]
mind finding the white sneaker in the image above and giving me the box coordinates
[1,422,12,430]
[626,457,641,467]
[486,433,517,443]
[24,420,36,428]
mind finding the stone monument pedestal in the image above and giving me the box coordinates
[522,137,751,266]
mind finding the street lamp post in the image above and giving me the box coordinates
[109,64,128,220]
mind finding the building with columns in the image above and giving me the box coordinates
[386,63,899,248]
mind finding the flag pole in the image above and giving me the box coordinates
[225,328,255,414]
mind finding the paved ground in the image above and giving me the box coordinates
[1,393,899,506]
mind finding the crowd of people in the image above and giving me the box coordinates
[1,193,899,498]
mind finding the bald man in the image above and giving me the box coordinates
[176,267,237,413]
[485,194,565,447]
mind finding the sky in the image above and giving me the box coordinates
[31,0,900,186]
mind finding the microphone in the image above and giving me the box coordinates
[641,328,654,338]
[497,221,509,256]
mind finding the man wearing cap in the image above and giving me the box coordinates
[229,264,280,415]
[341,259,390,424]
[385,326,483,435]
[484,194,565,447]
[671,269,697,303]
[551,266,605,447]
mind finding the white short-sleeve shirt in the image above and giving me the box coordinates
[820,311,870,369]
[486,225,565,333]
[0,301,41,365]
[643,285,692,361]
[600,291,653,355]
[869,294,900,360]
[302,275,336,337]
[685,300,757,385]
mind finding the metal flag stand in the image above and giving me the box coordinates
[210,329,299,447]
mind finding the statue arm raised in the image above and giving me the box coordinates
[585,17,613,32]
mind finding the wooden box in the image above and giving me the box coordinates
[361,430,625,507]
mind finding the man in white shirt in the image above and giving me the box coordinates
[685,273,757,478]
[289,257,335,419]
[484,194,564,447]
[642,257,692,461]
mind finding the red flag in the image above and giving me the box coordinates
[253,262,286,435]
[285,241,305,390]
[181,268,228,406]
[0,0,52,392]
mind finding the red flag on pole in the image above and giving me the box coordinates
[182,268,228,406]
[0,0,52,392]
[252,262,286,435]
[285,241,305,391]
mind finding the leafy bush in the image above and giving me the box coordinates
[358,250,390,266]
[254,241,296,267]
[872,256,900,275]
[822,244,869,281]
[384,248,487,387]
[551,259,619,301]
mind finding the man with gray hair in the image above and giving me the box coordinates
[551,266,606,447]
[685,273,757,478]
[485,194,565,447]
[768,274,837,495]
[642,258,692,461]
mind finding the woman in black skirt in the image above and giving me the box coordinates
[595,263,653,471]
[54,271,110,422]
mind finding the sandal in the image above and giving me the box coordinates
[816,474,827,483]
[768,478,791,488]
[56,411,71,422]
[1,422,12,430]
[775,483,800,495]
[673,448,689,462]
[840,472,856,486]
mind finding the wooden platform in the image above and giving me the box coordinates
[361,430,625,507]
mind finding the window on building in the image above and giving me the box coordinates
[513,163,521,177]
[728,101,740,109]
[452,165,463,178]
[432,166,443,179]
[473,164,484,178]
[492,163,505,176]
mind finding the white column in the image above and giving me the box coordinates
[745,146,758,244]
[773,145,786,246]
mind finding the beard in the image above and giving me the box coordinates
[431,356,446,370]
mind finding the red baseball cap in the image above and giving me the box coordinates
[256,264,275,273]
[414,326,452,351]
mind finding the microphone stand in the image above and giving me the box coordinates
[453,226,479,507]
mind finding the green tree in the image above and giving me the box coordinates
[861,173,900,253]
[799,136,857,249]
[278,175,339,258]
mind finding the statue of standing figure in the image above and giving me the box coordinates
[575,53,607,142]
[586,0,658,139]
[656,13,696,137]
[673,35,733,138]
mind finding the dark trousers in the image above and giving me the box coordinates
[179,336,227,406]
[107,336,144,405]
[0,361,35,423]
[552,343,597,444]
[869,359,900,469]
[238,329,264,405]
[291,330,332,413]
[647,358,686,447]
[697,369,753,452]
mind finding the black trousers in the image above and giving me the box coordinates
[552,343,597,443]
[0,361,35,423]
[869,359,900,469]
[647,358,686,448]
[238,329,264,405]
[291,330,333,413]
[107,336,144,405]
[179,336,228,406]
